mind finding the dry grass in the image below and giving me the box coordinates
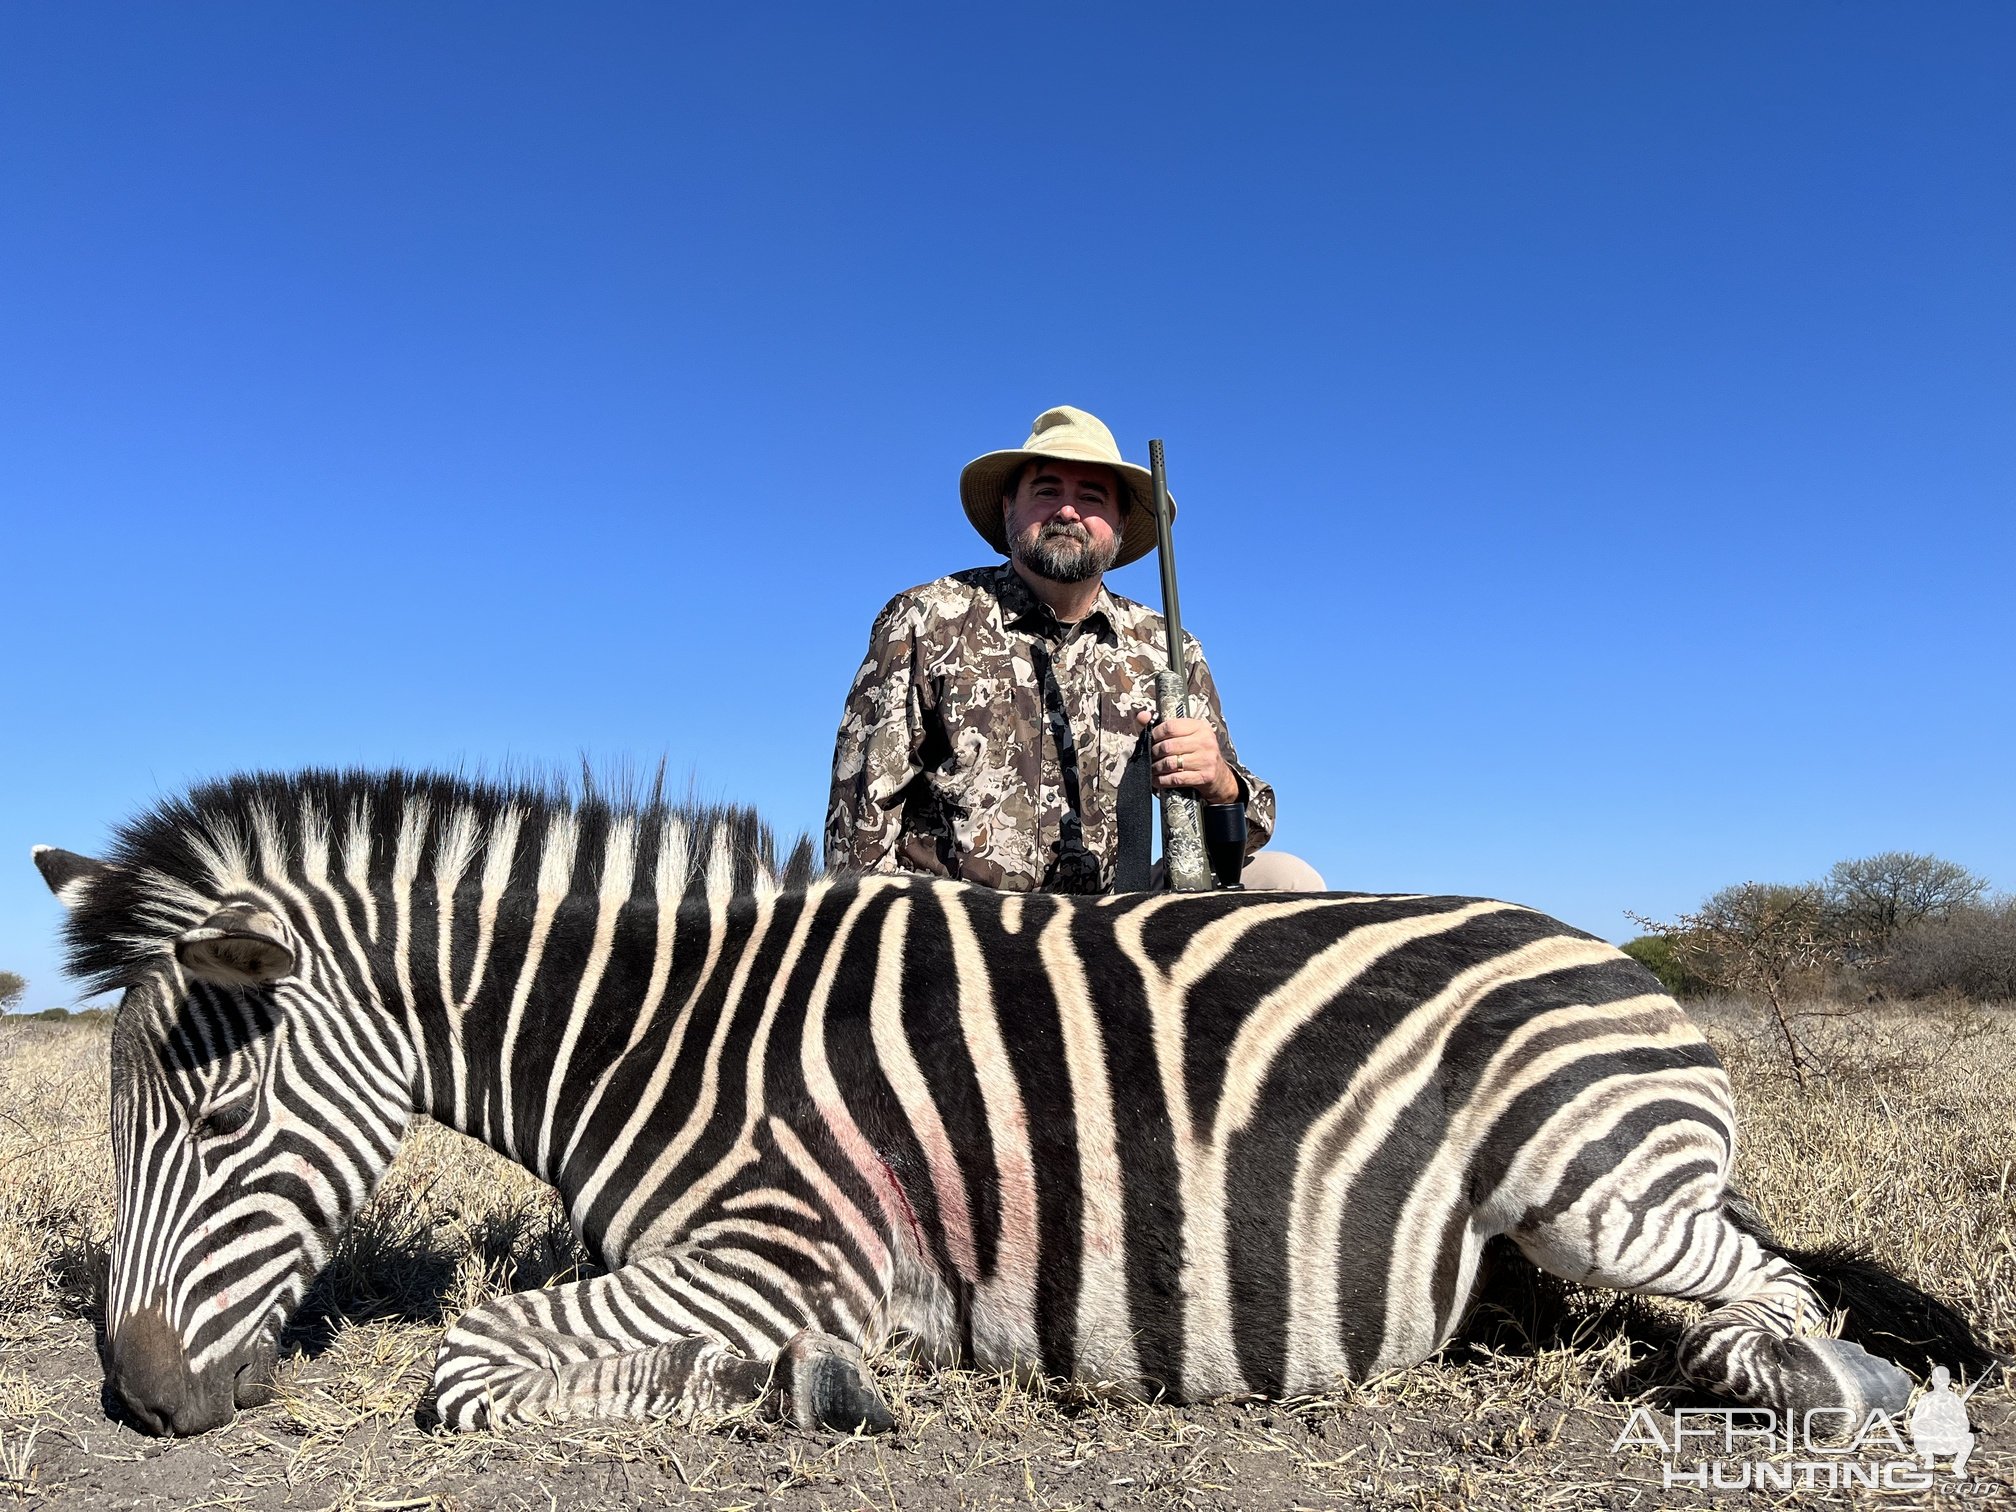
[0,1003,2011,1510]
[0,1022,109,1338]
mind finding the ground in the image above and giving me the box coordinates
[1,1001,2011,1511]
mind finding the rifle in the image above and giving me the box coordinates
[1148,440,1216,892]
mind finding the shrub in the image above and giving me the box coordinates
[1869,899,2016,1003]
[1628,883,1840,1086]
[1620,935,1709,997]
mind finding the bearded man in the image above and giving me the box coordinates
[826,405,1322,894]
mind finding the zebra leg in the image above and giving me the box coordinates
[1505,1142,1911,1418]
[1667,1251,1911,1419]
[428,1253,892,1433]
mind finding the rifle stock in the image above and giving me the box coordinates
[1149,439,1211,892]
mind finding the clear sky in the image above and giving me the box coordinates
[3,3,2010,1009]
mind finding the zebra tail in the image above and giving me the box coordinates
[1723,1191,2008,1382]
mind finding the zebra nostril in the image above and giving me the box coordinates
[233,1346,278,1408]
[112,1381,169,1437]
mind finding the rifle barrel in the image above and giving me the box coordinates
[1150,439,1185,683]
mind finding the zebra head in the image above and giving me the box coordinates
[35,842,414,1436]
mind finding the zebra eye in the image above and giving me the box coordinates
[197,1098,256,1140]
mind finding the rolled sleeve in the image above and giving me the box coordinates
[1185,640,1276,858]
[826,599,928,873]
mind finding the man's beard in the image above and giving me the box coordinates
[1011,521,1119,585]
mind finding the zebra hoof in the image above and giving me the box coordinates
[773,1331,894,1435]
[1776,1337,1913,1420]
[1813,1337,1913,1416]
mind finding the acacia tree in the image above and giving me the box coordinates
[1826,852,1986,958]
[1629,883,1839,1088]
[0,971,24,1012]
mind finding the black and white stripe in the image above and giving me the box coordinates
[38,770,1988,1436]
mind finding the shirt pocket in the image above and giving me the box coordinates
[927,665,1043,877]
[932,666,1035,772]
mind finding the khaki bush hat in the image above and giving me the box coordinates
[959,405,1172,569]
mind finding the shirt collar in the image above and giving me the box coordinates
[989,561,1118,638]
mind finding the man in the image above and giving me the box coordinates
[827,404,1323,894]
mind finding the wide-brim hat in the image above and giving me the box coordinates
[959,405,1172,569]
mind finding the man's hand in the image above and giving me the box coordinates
[1136,708,1240,805]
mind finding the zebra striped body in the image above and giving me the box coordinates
[40,771,1974,1436]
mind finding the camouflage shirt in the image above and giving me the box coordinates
[826,563,1275,893]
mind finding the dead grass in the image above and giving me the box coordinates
[0,1003,2011,1510]
[0,1020,112,1339]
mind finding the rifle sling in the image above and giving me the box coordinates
[1114,724,1154,893]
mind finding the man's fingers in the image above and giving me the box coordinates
[1147,716,1225,792]
[1152,735,1214,762]
[1154,751,1220,779]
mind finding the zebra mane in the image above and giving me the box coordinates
[63,768,815,996]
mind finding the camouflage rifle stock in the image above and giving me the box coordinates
[1149,439,1211,892]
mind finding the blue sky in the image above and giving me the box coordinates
[4,3,2011,1008]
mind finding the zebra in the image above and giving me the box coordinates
[34,769,1993,1438]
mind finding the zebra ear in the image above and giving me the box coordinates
[175,905,297,986]
[33,846,111,910]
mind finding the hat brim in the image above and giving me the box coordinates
[959,448,1171,569]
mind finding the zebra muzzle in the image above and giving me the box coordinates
[108,1305,265,1436]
